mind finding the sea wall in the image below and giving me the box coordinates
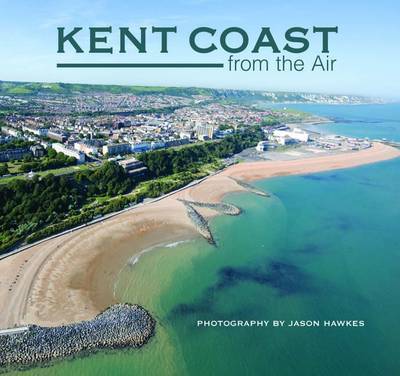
[0,304,155,368]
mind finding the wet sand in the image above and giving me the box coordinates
[0,142,399,329]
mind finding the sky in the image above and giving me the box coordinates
[0,0,399,98]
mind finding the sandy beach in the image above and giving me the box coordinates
[0,142,399,329]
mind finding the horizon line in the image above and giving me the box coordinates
[1,78,397,100]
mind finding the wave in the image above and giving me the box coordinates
[113,239,193,299]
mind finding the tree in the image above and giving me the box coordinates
[47,148,57,159]
[0,163,9,176]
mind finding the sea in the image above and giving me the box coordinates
[8,104,400,376]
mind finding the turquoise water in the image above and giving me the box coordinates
[274,103,400,142]
[6,105,400,375]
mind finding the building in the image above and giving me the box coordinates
[215,129,234,138]
[256,141,271,152]
[30,144,45,157]
[102,143,131,156]
[196,123,214,140]
[47,129,68,143]
[74,141,101,156]
[198,134,211,141]
[52,143,85,164]
[150,141,166,150]
[179,130,194,140]
[131,142,151,153]
[1,126,21,138]
[0,148,31,162]
[22,125,48,137]
[118,158,148,177]
[274,135,297,146]
[273,128,309,143]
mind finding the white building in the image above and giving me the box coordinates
[74,141,99,156]
[1,126,21,137]
[273,128,309,143]
[196,123,214,140]
[131,142,151,153]
[22,125,48,137]
[102,143,131,156]
[274,135,298,146]
[180,130,194,140]
[52,143,85,164]
[150,141,166,150]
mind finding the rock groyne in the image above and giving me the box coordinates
[178,199,241,216]
[0,304,155,368]
[230,177,270,197]
[180,201,215,245]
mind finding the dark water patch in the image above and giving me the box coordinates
[170,296,215,319]
[216,260,314,296]
[317,214,361,234]
[290,243,321,254]
[302,175,325,181]
[170,259,314,318]
[302,173,344,182]
[355,178,383,188]
[265,261,312,295]
[333,215,359,232]
[171,296,213,316]
[336,217,353,231]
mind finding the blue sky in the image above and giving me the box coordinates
[0,0,399,98]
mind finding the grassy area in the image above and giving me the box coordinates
[0,163,97,184]
[80,161,223,214]
[0,81,215,97]
[0,158,221,186]
[1,161,21,174]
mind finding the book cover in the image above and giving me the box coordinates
[0,1,399,375]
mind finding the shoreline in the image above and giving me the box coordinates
[0,142,399,329]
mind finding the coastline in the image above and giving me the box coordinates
[0,142,399,329]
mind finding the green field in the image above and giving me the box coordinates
[0,163,96,184]
[0,81,214,97]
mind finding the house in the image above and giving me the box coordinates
[0,148,31,162]
[52,143,85,164]
[30,144,45,157]
[102,143,131,156]
[118,158,148,177]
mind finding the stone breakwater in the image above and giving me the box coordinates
[0,304,155,368]
[178,199,241,216]
[180,201,215,245]
[230,177,270,197]
[178,178,269,244]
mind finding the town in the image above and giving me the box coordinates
[0,81,378,255]
[0,91,372,173]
